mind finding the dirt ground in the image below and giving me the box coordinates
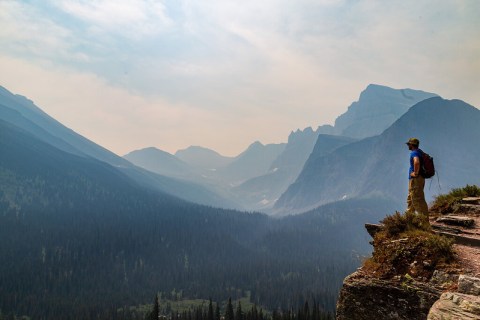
[430,198,480,277]
[454,244,480,277]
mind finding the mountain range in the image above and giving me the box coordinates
[0,84,401,318]
[275,97,480,214]
[124,84,439,211]
[1,83,478,319]
[0,86,237,209]
[233,131,355,211]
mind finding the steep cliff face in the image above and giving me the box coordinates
[336,270,442,320]
[338,272,480,319]
[336,219,452,319]
[336,197,480,319]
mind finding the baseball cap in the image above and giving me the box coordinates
[405,138,420,146]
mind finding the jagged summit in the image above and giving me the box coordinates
[333,84,438,139]
[275,97,480,213]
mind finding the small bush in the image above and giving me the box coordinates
[431,194,459,214]
[381,211,430,237]
[463,184,480,197]
[363,211,455,281]
[423,232,455,260]
[430,184,480,213]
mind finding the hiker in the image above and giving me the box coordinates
[405,138,429,218]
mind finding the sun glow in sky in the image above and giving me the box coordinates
[1,1,479,156]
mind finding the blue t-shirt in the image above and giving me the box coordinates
[409,149,423,179]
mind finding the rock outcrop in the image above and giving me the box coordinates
[427,274,480,319]
[336,271,441,320]
[336,197,480,319]
[428,292,480,319]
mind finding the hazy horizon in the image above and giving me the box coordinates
[1,1,479,156]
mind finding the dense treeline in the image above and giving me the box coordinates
[0,192,394,319]
[0,194,356,319]
[134,296,334,320]
[0,120,398,319]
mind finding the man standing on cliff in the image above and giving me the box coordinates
[405,138,429,219]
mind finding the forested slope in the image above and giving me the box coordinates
[0,119,398,319]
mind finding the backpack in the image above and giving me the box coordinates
[421,151,435,178]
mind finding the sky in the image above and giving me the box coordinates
[1,1,479,156]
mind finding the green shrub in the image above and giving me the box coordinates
[423,232,455,261]
[380,211,430,238]
[363,211,455,280]
[463,184,480,197]
[430,184,480,213]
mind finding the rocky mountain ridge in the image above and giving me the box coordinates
[333,84,437,139]
[0,85,237,208]
[276,97,480,214]
[124,84,438,212]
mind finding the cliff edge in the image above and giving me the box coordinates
[336,194,480,320]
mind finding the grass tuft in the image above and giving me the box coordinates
[430,184,480,214]
[381,211,430,237]
[363,211,455,281]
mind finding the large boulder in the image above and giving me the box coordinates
[336,271,441,320]
[427,292,480,319]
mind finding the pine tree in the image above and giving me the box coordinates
[251,304,258,320]
[303,301,310,320]
[195,306,202,320]
[312,300,319,320]
[215,302,221,320]
[225,298,234,320]
[235,301,243,320]
[272,310,279,320]
[150,293,160,320]
[208,299,214,320]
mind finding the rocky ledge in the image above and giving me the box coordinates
[428,275,480,319]
[336,197,480,320]
[336,270,442,319]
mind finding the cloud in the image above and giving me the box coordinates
[1,1,479,155]
[0,2,78,62]
[54,0,173,38]
[0,55,298,156]
[0,55,208,154]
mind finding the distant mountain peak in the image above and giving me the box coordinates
[291,126,314,135]
[333,84,438,139]
[364,83,390,90]
[275,96,480,213]
[175,145,233,169]
[124,146,175,158]
[176,145,224,156]
[249,140,264,148]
